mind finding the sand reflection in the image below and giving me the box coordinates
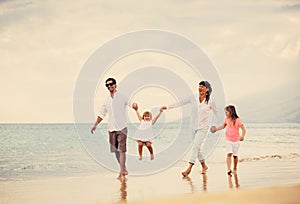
[117,178,127,203]
[183,173,208,193]
[228,173,240,189]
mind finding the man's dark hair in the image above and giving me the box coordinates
[105,77,116,84]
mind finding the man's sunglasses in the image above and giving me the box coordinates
[105,83,115,87]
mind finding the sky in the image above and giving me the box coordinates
[0,0,299,123]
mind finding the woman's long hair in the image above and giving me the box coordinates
[225,105,239,125]
[199,81,212,104]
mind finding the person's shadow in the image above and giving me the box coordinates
[228,173,240,189]
[183,173,208,193]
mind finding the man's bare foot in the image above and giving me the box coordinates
[139,156,142,160]
[117,173,125,180]
[150,154,154,160]
[232,169,237,174]
[117,172,127,181]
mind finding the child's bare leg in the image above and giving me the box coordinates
[145,141,154,160]
[182,162,194,177]
[233,173,240,188]
[233,155,238,173]
[138,141,143,160]
[227,153,233,175]
[227,174,233,188]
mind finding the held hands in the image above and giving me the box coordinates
[160,106,167,111]
[132,103,138,111]
[210,126,217,133]
[159,107,164,112]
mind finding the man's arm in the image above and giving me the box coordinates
[91,116,103,134]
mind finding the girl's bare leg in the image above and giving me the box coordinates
[227,153,233,175]
[145,141,154,160]
[138,141,143,160]
[233,155,238,173]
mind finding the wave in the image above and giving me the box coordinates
[239,153,300,162]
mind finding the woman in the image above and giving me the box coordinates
[161,81,218,177]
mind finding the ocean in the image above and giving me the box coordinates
[0,123,299,181]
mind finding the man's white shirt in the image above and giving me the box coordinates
[98,91,132,132]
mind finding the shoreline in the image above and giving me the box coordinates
[1,156,300,204]
[1,174,299,204]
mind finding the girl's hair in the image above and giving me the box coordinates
[225,105,239,125]
[199,81,212,104]
[142,111,152,120]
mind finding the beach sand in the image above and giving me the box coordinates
[131,185,300,204]
[1,156,300,204]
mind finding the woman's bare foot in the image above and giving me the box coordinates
[139,155,142,160]
[182,163,193,177]
[201,165,208,174]
[181,168,191,177]
[150,154,154,160]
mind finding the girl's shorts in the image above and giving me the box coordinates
[225,140,240,156]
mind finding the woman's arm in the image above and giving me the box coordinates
[162,95,192,110]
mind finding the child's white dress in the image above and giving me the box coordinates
[134,120,154,142]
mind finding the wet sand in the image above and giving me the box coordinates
[1,156,300,204]
[131,184,300,204]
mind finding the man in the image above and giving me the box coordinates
[91,77,137,180]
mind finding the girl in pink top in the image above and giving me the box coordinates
[211,105,246,176]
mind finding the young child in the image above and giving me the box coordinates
[210,105,246,176]
[133,106,163,160]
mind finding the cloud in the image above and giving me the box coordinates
[280,4,300,12]
[0,1,49,29]
[280,36,300,60]
[0,0,299,122]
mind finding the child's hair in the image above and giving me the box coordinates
[225,105,239,125]
[142,111,152,120]
[199,81,212,104]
